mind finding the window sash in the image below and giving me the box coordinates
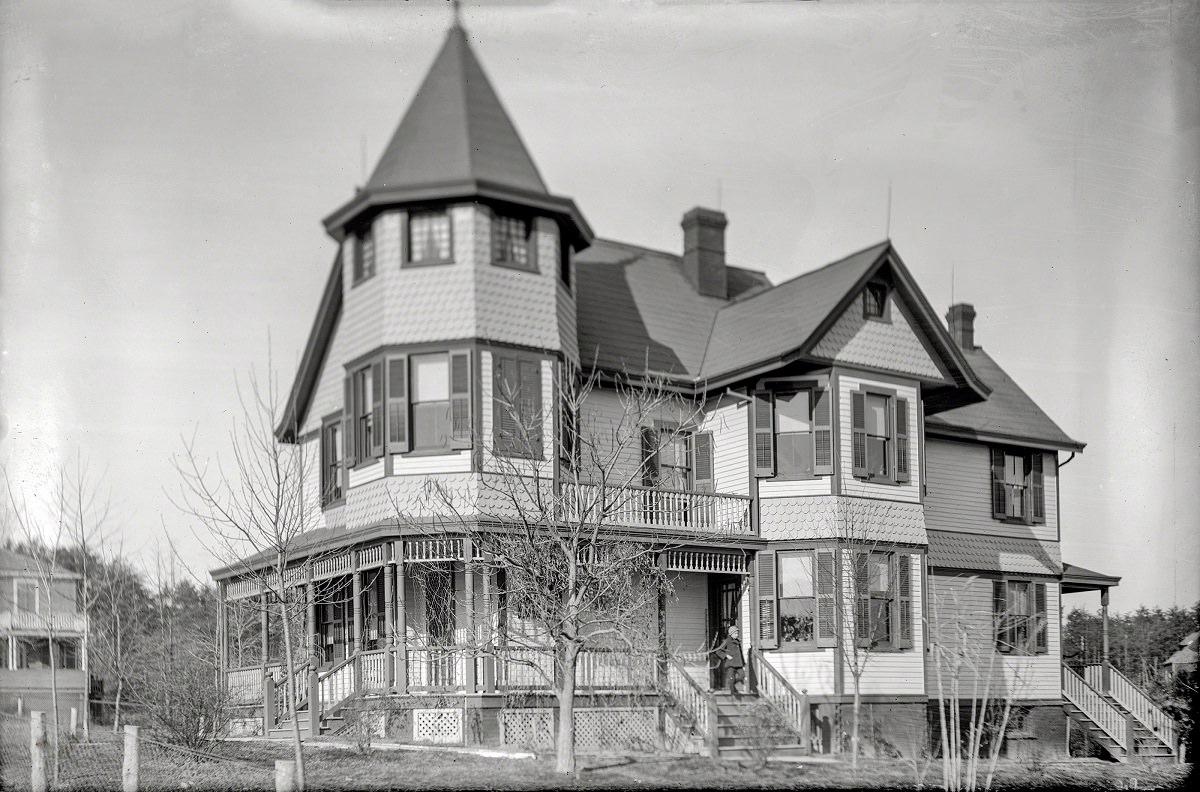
[492,215,531,269]
[409,211,451,263]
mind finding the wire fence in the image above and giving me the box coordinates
[0,711,276,791]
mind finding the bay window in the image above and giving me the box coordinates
[752,385,832,479]
[851,390,910,485]
[755,548,838,651]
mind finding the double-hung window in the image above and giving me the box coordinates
[993,579,1048,655]
[492,213,535,272]
[348,363,381,466]
[853,550,914,650]
[642,427,692,491]
[16,580,37,613]
[320,419,343,506]
[493,354,544,459]
[991,448,1045,524]
[777,552,816,646]
[756,549,838,650]
[352,223,375,284]
[850,390,910,485]
[752,385,832,479]
[407,210,452,265]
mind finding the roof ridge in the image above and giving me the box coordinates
[587,237,768,278]
[723,239,891,308]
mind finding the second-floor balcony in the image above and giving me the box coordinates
[561,483,752,536]
[0,610,86,634]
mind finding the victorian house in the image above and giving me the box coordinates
[211,23,1177,761]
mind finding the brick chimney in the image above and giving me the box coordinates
[946,303,977,350]
[681,207,728,299]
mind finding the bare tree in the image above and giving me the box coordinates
[171,368,321,789]
[399,363,717,773]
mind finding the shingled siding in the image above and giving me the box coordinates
[473,214,562,351]
[811,294,945,381]
[838,374,920,503]
[759,497,927,544]
[338,213,386,370]
[301,311,350,438]
[699,397,750,496]
[925,439,1057,542]
[924,571,1061,701]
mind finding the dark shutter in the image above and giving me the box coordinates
[641,427,659,487]
[518,358,543,458]
[756,551,778,650]
[527,219,539,273]
[895,398,910,483]
[813,387,833,476]
[343,376,355,470]
[753,391,775,478]
[816,549,837,648]
[1034,582,1048,654]
[386,356,408,454]
[991,448,1007,519]
[450,351,472,449]
[897,554,913,649]
[854,552,870,648]
[851,392,867,479]
[1030,453,1045,524]
[493,356,516,455]
[370,361,384,459]
[693,432,714,493]
[993,580,1011,653]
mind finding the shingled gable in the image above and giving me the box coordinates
[321,25,591,248]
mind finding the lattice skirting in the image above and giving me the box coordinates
[413,708,463,744]
[662,711,703,755]
[500,707,658,753]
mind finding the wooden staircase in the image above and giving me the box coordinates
[712,692,808,759]
[1062,663,1177,762]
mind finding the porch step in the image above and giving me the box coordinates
[711,692,807,759]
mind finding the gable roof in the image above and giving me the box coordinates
[926,346,1085,452]
[0,548,80,579]
[322,25,591,246]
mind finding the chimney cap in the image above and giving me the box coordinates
[682,206,727,228]
[946,303,977,350]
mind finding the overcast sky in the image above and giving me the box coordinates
[1,0,1196,611]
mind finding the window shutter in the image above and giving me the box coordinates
[813,387,833,475]
[370,361,384,459]
[343,376,356,470]
[897,554,913,649]
[753,391,775,478]
[991,448,1006,519]
[993,580,1011,653]
[493,356,516,455]
[386,356,408,454]
[851,392,867,479]
[854,552,871,648]
[1030,453,1045,524]
[895,398,910,483]
[756,551,778,650]
[1034,582,1048,654]
[693,432,715,493]
[641,427,659,487]
[816,549,837,648]
[450,351,472,449]
[518,359,543,458]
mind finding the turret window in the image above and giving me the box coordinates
[407,210,452,265]
[352,224,375,285]
[492,214,535,272]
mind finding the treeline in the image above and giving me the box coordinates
[1063,602,1199,686]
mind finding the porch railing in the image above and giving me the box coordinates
[561,483,752,535]
[271,660,310,726]
[749,648,810,752]
[1063,664,1129,756]
[1085,663,1176,751]
[227,664,281,706]
[407,646,466,691]
[664,655,717,758]
[491,647,657,691]
[360,650,389,692]
[319,653,357,709]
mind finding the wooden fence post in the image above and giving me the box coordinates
[122,725,139,792]
[30,711,47,792]
[274,760,297,792]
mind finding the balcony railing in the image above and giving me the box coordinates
[0,610,86,633]
[561,483,752,535]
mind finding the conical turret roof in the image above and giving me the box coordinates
[324,25,591,245]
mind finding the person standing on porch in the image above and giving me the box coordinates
[716,624,745,695]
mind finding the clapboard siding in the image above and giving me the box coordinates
[700,397,750,496]
[838,374,920,502]
[765,651,837,696]
[665,573,709,653]
[841,551,926,696]
[578,389,647,484]
[302,436,328,531]
[924,572,1061,701]
[925,439,1057,542]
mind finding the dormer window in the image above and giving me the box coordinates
[352,223,375,285]
[407,210,452,266]
[492,213,535,272]
[863,282,889,320]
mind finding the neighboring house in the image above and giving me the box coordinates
[0,549,88,721]
[212,23,1174,760]
[1166,632,1198,675]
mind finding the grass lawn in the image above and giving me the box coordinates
[195,741,1191,791]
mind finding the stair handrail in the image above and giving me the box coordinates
[749,648,810,750]
[663,654,718,758]
[1063,663,1129,755]
[317,652,360,713]
[271,659,312,726]
[1085,663,1176,751]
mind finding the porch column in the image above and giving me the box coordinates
[384,561,395,689]
[260,588,270,730]
[260,590,269,671]
[481,553,495,694]
[656,552,668,689]
[306,571,317,669]
[1100,587,1111,693]
[352,564,363,690]
[395,540,407,693]
[217,583,228,678]
[464,540,476,693]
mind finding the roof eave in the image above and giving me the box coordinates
[925,422,1087,454]
[276,251,344,443]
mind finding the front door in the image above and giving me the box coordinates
[708,575,743,689]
